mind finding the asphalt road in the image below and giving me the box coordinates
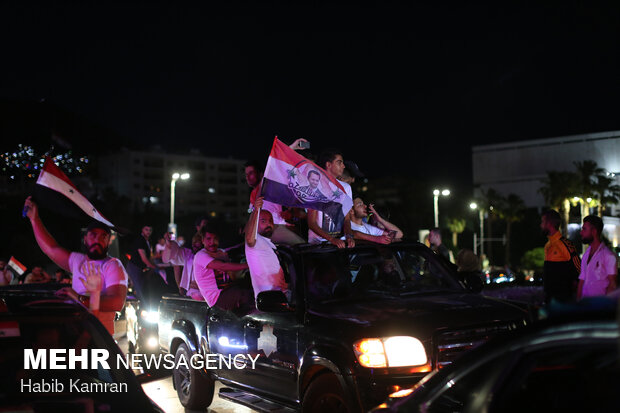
[115,333,253,413]
[142,376,254,413]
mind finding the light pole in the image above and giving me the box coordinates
[433,189,450,227]
[469,202,484,256]
[169,172,190,234]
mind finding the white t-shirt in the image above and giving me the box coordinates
[163,242,201,299]
[579,244,617,298]
[245,234,288,299]
[351,221,385,236]
[193,249,232,307]
[68,253,128,334]
[308,179,353,243]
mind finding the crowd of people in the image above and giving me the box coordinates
[8,141,409,333]
[8,139,619,338]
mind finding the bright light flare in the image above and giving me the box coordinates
[353,336,427,368]
[384,336,427,366]
[147,337,158,348]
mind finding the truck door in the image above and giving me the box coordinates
[206,305,248,381]
[242,251,301,402]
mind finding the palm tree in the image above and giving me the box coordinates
[496,193,526,267]
[446,217,466,248]
[593,174,620,217]
[479,188,504,264]
[538,171,577,235]
[573,160,602,221]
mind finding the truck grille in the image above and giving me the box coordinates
[434,322,518,369]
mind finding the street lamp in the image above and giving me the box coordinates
[469,202,484,256]
[169,172,190,234]
[433,188,450,227]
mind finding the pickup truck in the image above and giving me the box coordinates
[158,241,535,412]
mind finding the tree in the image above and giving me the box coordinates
[496,193,526,267]
[479,188,504,264]
[446,217,466,248]
[538,170,577,235]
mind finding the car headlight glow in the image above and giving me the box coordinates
[353,336,427,368]
[147,337,159,348]
[140,310,159,324]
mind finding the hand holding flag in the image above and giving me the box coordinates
[261,138,353,232]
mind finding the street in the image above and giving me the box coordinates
[115,333,253,413]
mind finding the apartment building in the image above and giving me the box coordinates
[100,147,249,224]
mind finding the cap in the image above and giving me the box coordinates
[344,160,365,178]
[86,220,112,235]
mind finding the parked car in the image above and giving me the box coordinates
[371,297,620,413]
[0,285,164,413]
[157,241,536,412]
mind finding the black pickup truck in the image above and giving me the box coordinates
[158,241,535,412]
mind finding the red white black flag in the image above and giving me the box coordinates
[8,256,26,276]
[36,156,114,227]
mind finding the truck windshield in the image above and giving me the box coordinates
[304,245,464,304]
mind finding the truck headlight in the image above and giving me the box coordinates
[140,310,159,324]
[353,336,427,368]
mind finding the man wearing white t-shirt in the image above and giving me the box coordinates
[577,215,618,299]
[307,149,355,248]
[23,196,128,335]
[193,225,251,311]
[350,197,403,244]
[245,197,289,301]
[162,232,204,300]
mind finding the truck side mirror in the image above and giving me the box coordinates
[256,290,290,312]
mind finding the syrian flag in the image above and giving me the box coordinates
[262,138,353,230]
[35,157,115,228]
[8,256,26,276]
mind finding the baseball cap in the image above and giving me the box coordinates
[344,160,365,178]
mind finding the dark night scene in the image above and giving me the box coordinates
[1,2,619,412]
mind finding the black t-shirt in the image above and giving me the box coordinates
[130,236,151,269]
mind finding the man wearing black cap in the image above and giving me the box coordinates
[341,160,365,185]
[23,196,128,335]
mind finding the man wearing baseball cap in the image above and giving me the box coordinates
[23,196,128,335]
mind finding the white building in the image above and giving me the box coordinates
[100,148,249,224]
[472,130,620,245]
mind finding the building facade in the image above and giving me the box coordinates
[472,130,620,245]
[99,148,249,224]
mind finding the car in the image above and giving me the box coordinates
[0,285,164,413]
[157,241,535,412]
[484,267,516,284]
[125,265,178,355]
[371,297,620,413]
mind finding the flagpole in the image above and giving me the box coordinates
[255,177,265,240]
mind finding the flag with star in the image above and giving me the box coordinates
[261,137,353,231]
[34,156,115,228]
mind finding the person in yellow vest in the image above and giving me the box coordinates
[540,209,580,304]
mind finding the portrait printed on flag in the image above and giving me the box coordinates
[262,138,353,237]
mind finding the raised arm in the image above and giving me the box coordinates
[162,232,185,265]
[245,197,263,248]
[368,204,403,239]
[24,196,71,271]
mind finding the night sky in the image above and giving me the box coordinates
[2,1,620,187]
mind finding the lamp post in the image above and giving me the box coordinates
[469,202,484,256]
[433,188,450,227]
[169,172,190,234]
